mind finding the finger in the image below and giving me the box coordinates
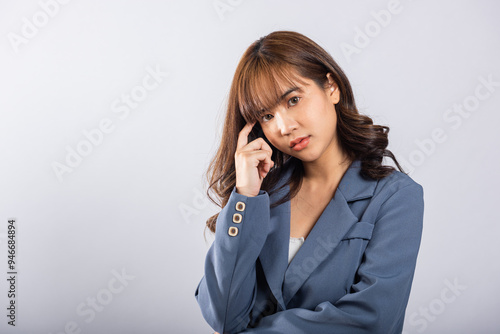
[243,150,273,167]
[259,159,274,178]
[240,149,274,172]
[236,121,257,150]
[239,137,273,158]
[249,153,275,180]
[264,159,275,172]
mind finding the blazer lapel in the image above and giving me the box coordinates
[258,168,293,311]
[282,184,359,306]
[283,159,377,306]
[259,159,378,310]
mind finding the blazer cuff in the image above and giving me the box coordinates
[214,186,270,253]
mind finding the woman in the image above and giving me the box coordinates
[194,30,424,334]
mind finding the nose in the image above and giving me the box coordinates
[275,110,298,136]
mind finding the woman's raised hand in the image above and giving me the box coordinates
[234,121,274,197]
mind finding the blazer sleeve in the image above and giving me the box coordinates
[241,183,425,334]
[194,186,271,334]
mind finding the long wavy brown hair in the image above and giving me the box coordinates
[204,30,406,234]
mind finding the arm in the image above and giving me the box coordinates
[195,186,271,334]
[241,183,425,334]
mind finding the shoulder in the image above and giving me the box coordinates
[373,168,424,200]
[369,168,424,222]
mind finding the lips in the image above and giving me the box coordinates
[291,136,310,151]
[290,136,310,148]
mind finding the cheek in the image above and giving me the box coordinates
[261,126,273,140]
[265,135,279,148]
[262,131,283,150]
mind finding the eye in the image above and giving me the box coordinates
[261,113,274,122]
[288,96,300,107]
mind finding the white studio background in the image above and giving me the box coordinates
[0,0,499,333]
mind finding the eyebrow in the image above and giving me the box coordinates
[279,86,303,102]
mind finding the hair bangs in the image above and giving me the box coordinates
[237,60,307,123]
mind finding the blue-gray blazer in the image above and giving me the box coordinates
[195,159,424,333]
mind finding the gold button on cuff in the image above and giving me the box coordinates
[233,213,242,223]
[228,226,239,236]
[236,201,246,211]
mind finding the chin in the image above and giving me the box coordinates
[292,151,321,162]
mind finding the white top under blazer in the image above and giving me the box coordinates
[288,236,305,264]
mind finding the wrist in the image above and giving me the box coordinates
[235,187,257,197]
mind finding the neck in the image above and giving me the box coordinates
[301,143,352,191]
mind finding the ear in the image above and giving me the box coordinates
[326,73,340,105]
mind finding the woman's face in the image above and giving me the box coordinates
[258,73,341,162]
